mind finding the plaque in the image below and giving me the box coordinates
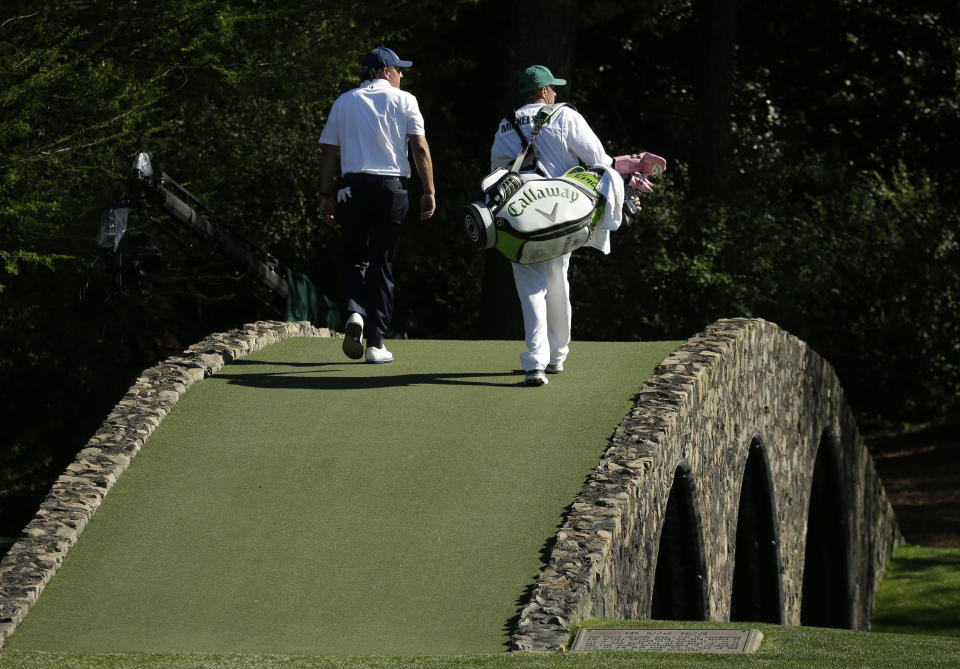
[571,627,764,653]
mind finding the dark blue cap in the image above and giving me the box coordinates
[362,47,412,70]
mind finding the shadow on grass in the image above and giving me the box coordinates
[500,501,575,649]
[888,553,960,569]
[872,613,960,636]
[872,546,960,638]
[217,364,524,389]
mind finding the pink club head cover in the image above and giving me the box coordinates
[613,152,667,176]
[613,152,667,190]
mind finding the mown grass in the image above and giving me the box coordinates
[0,622,958,669]
[4,339,680,656]
[870,544,960,637]
[3,546,959,669]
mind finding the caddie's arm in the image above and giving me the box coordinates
[409,134,436,220]
[565,109,612,169]
[318,143,339,224]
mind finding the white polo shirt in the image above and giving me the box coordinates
[490,103,611,178]
[318,79,426,177]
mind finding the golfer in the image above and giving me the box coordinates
[318,46,436,364]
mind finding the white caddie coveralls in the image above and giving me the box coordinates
[490,103,613,372]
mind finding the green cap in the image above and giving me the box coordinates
[519,65,567,92]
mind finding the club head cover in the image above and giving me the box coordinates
[613,152,667,177]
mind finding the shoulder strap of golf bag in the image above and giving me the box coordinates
[509,115,539,173]
[509,102,574,174]
[508,115,529,148]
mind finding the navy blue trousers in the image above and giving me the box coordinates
[337,173,409,349]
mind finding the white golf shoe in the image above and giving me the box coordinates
[365,345,394,364]
[342,313,364,360]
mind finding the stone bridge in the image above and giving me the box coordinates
[512,318,900,650]
[0,317,900,650]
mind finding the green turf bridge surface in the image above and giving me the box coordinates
[7,338,679,656]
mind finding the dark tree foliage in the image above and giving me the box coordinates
[1,0,958,545]
[566,0,959,419]
[0,0,443,543]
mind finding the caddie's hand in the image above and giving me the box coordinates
[319,195,336,226]
[613,152,667,178]
[420,193,436,220]
[629,173,655,192]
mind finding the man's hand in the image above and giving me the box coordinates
[420,193,436,220]
[318,143,340,226]
[319,195,336,226]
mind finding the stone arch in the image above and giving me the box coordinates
[650,462,709,621]
[801,429,854,628]
[513,318,901,651]
[730,436,784,624]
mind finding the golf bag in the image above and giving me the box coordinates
[463,166,606,264]
[464,103,665,264]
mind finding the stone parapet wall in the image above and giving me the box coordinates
[512,318,902,651]
[0,321,333,647]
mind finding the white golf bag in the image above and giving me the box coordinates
[464,103,665,264]
[463,166,606,264]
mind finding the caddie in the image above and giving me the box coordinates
[490,65,660,386]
